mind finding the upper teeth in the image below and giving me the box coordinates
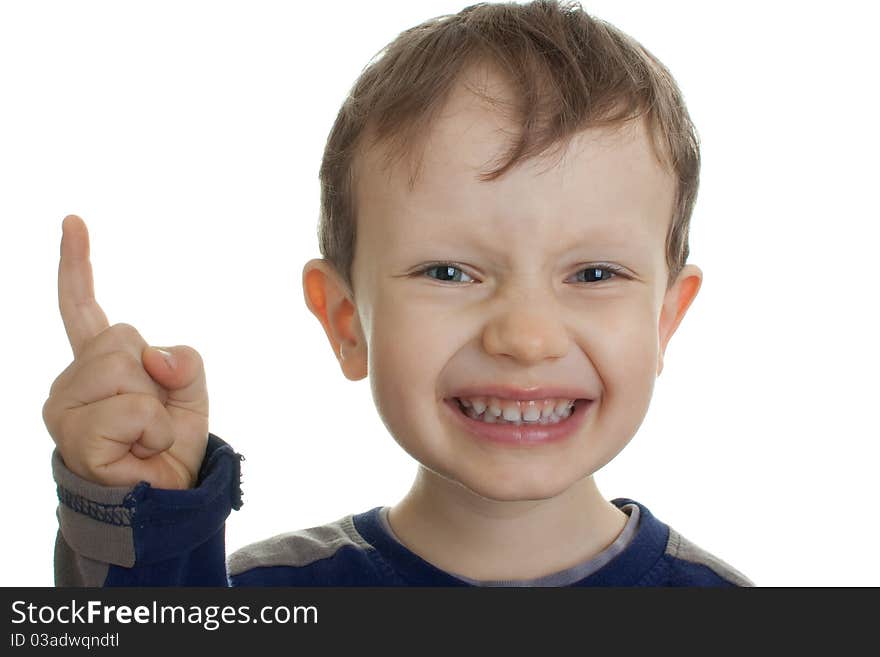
[457,396,576,421]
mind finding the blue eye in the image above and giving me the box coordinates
[416,263,626,284]
[574,266,621,283]
[420,264,473,283]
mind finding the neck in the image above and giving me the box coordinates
[387,466,628,581]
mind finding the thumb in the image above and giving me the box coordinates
[143,345,209,414]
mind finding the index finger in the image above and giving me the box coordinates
[58,214,110,357]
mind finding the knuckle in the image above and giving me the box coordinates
[48,359,76,397]
[108,322,146,348]
[54,409,77,449]
[105,350,141,379]
[146,393,165,418]
[132,392,163,419]
[42,396,56,430]
[48,374,62,399]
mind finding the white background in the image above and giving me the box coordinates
[2,0,878,587]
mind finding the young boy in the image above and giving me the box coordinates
[44,0,753,586]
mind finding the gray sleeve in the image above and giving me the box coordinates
[51,449,137,587]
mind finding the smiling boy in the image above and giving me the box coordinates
[46,0,753,586]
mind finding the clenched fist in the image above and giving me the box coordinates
[42,215,209,489]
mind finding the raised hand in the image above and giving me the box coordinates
[42,215,210,489]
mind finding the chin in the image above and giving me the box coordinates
[453,468,579,503]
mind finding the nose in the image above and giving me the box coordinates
[481,287,569,364]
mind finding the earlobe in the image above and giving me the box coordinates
[302,259,368,380]
[657,264,703,376]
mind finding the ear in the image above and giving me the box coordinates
[657,264,703,376]
[302,259,368,381]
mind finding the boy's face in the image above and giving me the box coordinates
[304,66,701,503]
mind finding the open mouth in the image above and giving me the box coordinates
[450,397,588,426]
[444,396,593,445]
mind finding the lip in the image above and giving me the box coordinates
[446,385,593,402]
[443,397,593,447]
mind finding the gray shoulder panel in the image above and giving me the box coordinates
[227,514,373,577]
[665,527,754,586]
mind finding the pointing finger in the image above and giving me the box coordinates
[58,215,110,358]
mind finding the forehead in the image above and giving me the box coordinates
[353,66,675,257]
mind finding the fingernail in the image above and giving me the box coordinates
[154,348,176,368]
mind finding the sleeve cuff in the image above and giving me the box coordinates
[52,433,244,567]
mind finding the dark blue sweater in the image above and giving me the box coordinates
[52,433,753,587]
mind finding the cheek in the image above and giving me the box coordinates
[592,302,660,382]
[611,324,659,384]
[366,301,449,443]
[367,291,464,389]
[589,307,659,445]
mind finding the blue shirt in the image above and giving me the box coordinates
[52,433,753,587]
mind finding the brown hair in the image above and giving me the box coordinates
[317,0,700,296]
